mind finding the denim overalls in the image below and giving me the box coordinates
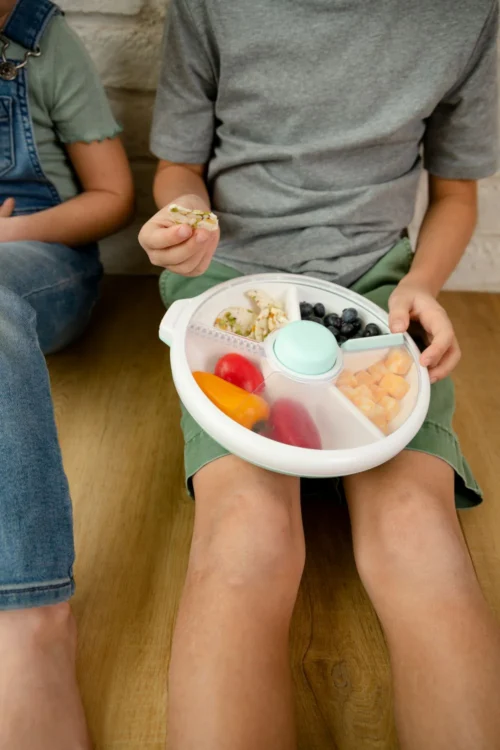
[0,0,62,214]
[0,0,103,610]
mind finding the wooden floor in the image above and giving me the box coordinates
[47,278,500,750]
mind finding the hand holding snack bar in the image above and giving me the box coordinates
[139,193,220,277]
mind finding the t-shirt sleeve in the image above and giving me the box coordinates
[423,1,499,180]
[47,16,122,144]
[150,0,216,164]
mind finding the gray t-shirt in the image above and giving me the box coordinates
[151,0,498,286]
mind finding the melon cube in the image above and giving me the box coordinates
[380,394,401,422]
[351,385,374,405]
[385,348,413,376]
[356,398,389,431]
[371,413,390,434]
[379,372,410,400]
[368,360,389,384]
[336,369,358,388]
[370,384,386,403]
[355,370,375,387]
[339,385,356,400]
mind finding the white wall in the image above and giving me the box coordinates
[62,0,500,290]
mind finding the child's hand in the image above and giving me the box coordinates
[388,278,461,383]
[0,198,15,218]
[0,198,19,242]
[139,194,220,277]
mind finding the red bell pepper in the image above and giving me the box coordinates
[268,399,322,450]
[214,353,265,393]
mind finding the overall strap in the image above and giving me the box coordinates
[2,0,61,52]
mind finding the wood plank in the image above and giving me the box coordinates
[49,278,190,749]
[292,499,397,750]
[46,280,500,749]
[440,292,500,616]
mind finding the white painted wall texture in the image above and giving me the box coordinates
[62,1,500,290]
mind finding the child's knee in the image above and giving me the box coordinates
[353,482,469,596]
[0,286,36,358]
[189,480,305,594]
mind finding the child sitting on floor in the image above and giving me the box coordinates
[140,1,500,748]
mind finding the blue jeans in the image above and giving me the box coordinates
[0,240,102,610]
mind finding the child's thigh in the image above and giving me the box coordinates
[0,240,102,354]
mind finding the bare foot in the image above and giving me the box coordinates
[0,602,92,749]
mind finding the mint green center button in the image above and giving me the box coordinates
[273,320,338,376]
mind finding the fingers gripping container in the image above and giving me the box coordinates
[159,274,431,478]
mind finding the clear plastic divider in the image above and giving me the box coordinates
[185,327,265,374]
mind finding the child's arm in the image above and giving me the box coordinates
[139,159,219,277]
[153,160,210,210]
[0,137,134,246]
[389,0,497,384]
[399,177,477,296]
[389,175,478,383]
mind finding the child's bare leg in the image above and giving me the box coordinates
[344,451,500,750]
[168,456,303,750]
[0,603,91,750]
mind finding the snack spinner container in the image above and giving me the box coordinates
[159,274,431,477]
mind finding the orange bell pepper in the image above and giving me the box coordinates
[193,372,270,430]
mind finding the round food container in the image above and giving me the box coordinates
[159,273,430,477]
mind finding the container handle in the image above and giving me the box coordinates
[159,299,192,347]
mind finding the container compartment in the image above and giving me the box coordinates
[185,327,265,374]
[259,373,383,450]
[335,346,418,435]
[296,280,389,340]
[191,280,301,341]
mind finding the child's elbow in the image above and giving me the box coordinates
[110,181,136,231]
[120,186,136,228]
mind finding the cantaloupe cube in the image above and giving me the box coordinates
[336,369,358,388]
[385,348,413,376]
[370,384,386,403]
[355,398,388,430]
[351,385,374,405]
[371,413,390,434]
[380,394,400,422]
[379,372,410,400]
[355,400,388,434]
[355,370,375,387]
[368,360,389,384]
[339,385,356,400]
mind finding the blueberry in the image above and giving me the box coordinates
[309,316,324,325]
[324,313,341,329]
[351,318,362,332]
[342,307,358,324]
[313,302,325,318]
[352,331,364,338]
[363,323,382,337]
[340,322,356,338]
[326,326,338,337]
[300,302,314,319]
[337,335,348,346]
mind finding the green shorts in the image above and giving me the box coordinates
[160,238,482,509]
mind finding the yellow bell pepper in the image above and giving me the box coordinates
[193,372,270,430]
